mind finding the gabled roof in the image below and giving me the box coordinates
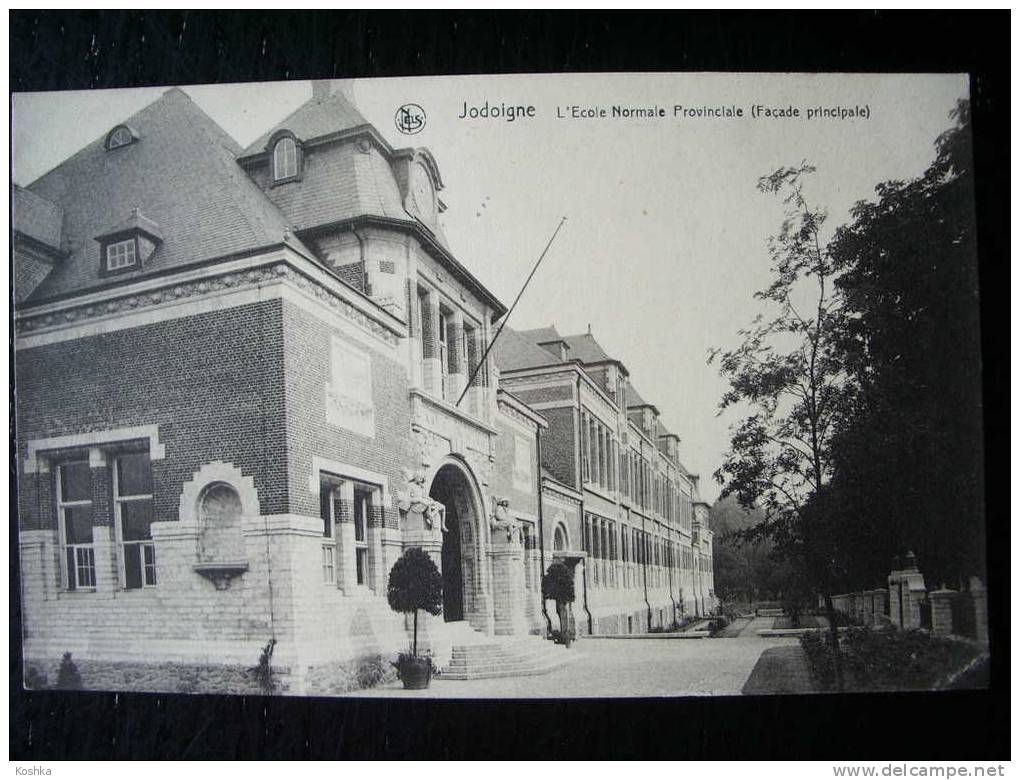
[23,88,311,303]
[241,88,370,156]
[493,327,558,371]
[13,185,63,252]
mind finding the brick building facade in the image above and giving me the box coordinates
[14,82,714,695]
[494,327,717,636]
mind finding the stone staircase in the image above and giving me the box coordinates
[440,636,573,681]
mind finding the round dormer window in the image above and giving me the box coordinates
[106,125,136,150]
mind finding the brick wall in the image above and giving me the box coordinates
[15,299,290,528]
[280,299,413,518]
[492,414,539,517]
[538,407,577,488]
[511,385,573,404]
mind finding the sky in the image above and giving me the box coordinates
[12,72,969,500]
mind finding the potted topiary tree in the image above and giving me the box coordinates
[542,561,576,648]
[387,546,444,689]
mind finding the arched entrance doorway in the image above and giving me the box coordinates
[429,462,479,623]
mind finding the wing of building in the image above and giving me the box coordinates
[14,82,714,695]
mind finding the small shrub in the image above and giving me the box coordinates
[799,626,986,691]
[56,652,82,690]
[831,609,865,627]
[353,654,391,690]
[706,615,730,636]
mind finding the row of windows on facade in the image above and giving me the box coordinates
[579,411,693,528]
[414,285,488,400]
[317,472,544,596]
[579,511,698,591]
[55,453,156,591]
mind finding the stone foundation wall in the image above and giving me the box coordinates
[23,657,285,696]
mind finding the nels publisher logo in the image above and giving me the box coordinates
[395,103,426,135]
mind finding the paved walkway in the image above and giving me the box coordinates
[737,616,777,637]
[350,636,798,698]
[741,645,817,695]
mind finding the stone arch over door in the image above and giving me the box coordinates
[427,456,489,632]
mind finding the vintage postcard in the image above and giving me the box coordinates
[11,72,986,698]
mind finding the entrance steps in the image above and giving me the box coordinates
[440,636,573,681]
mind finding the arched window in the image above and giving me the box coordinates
[553,523,568,552]
[273,136,298,181]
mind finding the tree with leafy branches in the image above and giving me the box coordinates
[826,100,984,590]
[710,162,849,688]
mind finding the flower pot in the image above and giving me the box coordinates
[398,656,433,690]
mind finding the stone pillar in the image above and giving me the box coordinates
[91,525,118,594]
[961,577,989,643]
[929,588,958,637]
[334,483,358,593]
[368,503,386,593]
[420,288,442,398]
[88,448,118,593]
[490,535,529,636]
[872,588,888,625]
[888,571,926,630]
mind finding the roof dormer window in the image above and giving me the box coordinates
[106,238,138,271]
[106,125,137,151]
[273,136,300,182]
[96,208,163,277]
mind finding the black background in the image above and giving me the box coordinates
[9,10,1009,760]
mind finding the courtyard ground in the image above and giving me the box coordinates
[741,646,817,695]
[351,635,802,698]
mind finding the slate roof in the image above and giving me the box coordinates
[248,137,410,230]
[561,332,612,364]
[241,88,370,156]
[518,325,564,346]
[97,208,163,242]
[625,383,649,408]
[22,88,311,302]
[12,185,63,252]
[492,327,558,371]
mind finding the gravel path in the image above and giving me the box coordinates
[350,636,798,699]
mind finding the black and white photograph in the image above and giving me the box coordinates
[12,70,990,700]
[8,10,1008,765]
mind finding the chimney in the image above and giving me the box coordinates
[311,79,357,104]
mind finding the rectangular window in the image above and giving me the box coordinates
[320,482,338,584]
[418,289,429,360]
[580,413,590,483]
[58,461,95,590]
[106,238,137,271]
[321,543,336,584]
[353,487,371,587]
[438,310,450,397]
[114,452,156,589]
